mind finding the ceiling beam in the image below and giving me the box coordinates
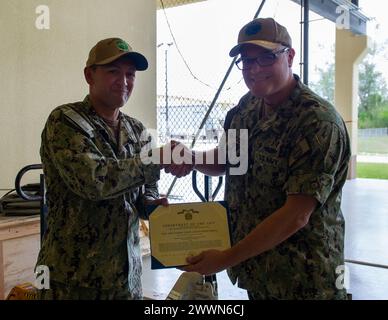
[156,0,369,35]
[156,0,207,10]
[290,0,369,35]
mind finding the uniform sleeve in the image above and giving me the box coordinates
[129,117,161,219]
[284,120,347,206]
[42,110,160,201]
[143,182,159,200]
[135,182,160,220]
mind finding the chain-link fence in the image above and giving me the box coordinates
[156,0,253,203]
[157,96,233,202]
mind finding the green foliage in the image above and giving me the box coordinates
[310,62,335,104]
[357,162,388,179]
[358,44,388,114]
[311,42,388,128]
[359,104,388,128]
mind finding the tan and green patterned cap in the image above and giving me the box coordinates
[229,18,292,57]
[86,38,148,70]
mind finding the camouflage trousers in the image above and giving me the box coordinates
[36,280,137,300]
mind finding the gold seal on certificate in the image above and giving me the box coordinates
[148,201,231,269]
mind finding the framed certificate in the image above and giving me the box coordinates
[147,201,231,269]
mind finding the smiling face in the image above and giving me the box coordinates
[85,56,137,112]
[240,44,295,102]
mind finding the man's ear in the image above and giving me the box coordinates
[287,48,296,68]
[84,67,94,85]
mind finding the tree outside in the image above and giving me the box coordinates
[310,42,388,129]
[310,41,388,179]
[358,42,388,129]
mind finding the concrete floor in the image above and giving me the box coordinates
[342,178,388,300]
[141,256,248,300]
[141,178,388,300]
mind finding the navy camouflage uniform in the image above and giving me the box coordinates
[224,75,350,299]
[36,95,160,300]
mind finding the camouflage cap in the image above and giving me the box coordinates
[86,38,148,70]
[229,18,292,57]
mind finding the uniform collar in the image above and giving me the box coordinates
[238,74,303,134]
[82,95,138,152]
[82,95,125,121]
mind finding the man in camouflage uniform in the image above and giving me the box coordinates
[180,18,350,299]
[36,38,175,300]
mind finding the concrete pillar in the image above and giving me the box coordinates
[335,29,368,179]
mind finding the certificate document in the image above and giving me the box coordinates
[148,201,231,269]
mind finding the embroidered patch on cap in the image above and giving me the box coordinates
[116,39,129,51]
[245,22,261,36]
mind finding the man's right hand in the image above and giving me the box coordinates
[159,140,195,178]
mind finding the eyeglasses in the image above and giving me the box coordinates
[235,47,290,70]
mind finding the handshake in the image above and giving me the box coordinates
[157,140,196,178]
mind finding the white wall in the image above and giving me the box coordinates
[0,0,156,194]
